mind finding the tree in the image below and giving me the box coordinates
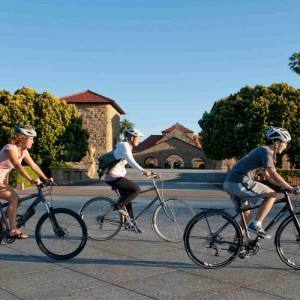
[289,52,300,75]
[120,118,135,137]
[0,87,89,169]
[198,83,300,167]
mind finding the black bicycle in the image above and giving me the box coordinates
[184,190,300,269]
[80,173,195,243]
[0,182,87,260]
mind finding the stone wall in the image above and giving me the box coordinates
[72,103,121,159]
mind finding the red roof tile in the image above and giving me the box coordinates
[162,122,193,134]
[133,135,162,152]
[60,90,125,114]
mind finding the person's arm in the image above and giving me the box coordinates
[264,167,293,191]
[122,143,151,176]
[6,150,38,184]
[23,154,51,182]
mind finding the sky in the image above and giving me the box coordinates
[1,0,300,139]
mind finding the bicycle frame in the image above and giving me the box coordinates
[113,175,174,221]
[0,184,59,233]
[234,190,300,239]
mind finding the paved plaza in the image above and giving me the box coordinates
[1,172,300,299]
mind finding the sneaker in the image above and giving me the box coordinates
[113,206,129,217]
[248,222,271,239]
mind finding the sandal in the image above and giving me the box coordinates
[9,232,29,239]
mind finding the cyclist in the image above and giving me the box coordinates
[0,125,52,239]
[223,126,300,239]
[104,128,151,223]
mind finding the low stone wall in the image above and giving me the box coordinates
[50,168,89,185]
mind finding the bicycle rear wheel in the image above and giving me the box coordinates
[35,208,87,260]
[275,212,300,269]
[79,197,122,240]
[184,210,242,269]
[152,198,195,242]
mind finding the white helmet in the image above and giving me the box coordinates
[14,125,37,137]
[266,126,291,143]
[125,127,144,137]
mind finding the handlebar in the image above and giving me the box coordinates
[150,171,161,180]
[37,181,57,189]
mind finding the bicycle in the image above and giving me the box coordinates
[0,182,87,260]
[183,189,300,269]
[79,173,195,243]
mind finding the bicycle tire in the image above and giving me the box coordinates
[151,198,195,242]
[79,197,122,241]
[275,212,300,269]
[35,208,87,260]
[184,210,243,269]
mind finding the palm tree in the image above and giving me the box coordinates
[289,52,300,75]
[120,119,135,137]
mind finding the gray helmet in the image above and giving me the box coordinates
[266,126,291,143]
[124,127,144,137]
[14,125,37,137]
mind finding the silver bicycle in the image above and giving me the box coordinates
[79,173,195,242]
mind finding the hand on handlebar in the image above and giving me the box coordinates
[142,170,152,177]
[292,185,300,195]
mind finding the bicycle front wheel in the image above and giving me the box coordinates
[184,210,242,269]
[152,198,195,242]
[35,208,87,260]
[79,197,122,241]
[275,212,300,269]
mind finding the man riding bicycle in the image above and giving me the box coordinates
[223,126,300,239]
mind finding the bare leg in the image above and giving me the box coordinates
[256,193,277,223]
[0,184,28,237]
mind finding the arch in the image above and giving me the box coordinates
[192,157,205,169]
[165,154,184,169]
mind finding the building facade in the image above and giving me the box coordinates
[61,90,125,159]
[133,123,219,169]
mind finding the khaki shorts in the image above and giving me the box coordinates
[223,180,270,210]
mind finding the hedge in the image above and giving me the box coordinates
[8,167,39,188]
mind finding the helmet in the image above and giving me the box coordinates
[14,125,37,137]
[124,127,144,138]
[266,126,291,143]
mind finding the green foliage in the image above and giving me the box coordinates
[0,87,89,168]
[49,162,73,168]
[120,118,135,137]
[8,167,38,188]
[199,83,300,166]
[289,52,300,75]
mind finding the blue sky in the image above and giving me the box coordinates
[1,0,300,139]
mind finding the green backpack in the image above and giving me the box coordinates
[98,151,122,179]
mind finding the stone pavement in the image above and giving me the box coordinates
[1,176,300,299]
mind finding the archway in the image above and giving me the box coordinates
[192,157,205,169]
[165,155,184,169]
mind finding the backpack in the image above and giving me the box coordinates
[97,150,122,179]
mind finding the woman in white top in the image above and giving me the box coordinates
[105,128,151,218]
[0,125,52,239]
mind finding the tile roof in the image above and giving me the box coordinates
[60,90,125,114]
[162,122,193,133]
[133,135,162,152]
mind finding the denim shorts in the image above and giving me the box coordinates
[223,180,270,209]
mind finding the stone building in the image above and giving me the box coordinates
[133,123,218,169]
[61,90,125,159]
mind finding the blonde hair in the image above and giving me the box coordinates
[8,134,30,149]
